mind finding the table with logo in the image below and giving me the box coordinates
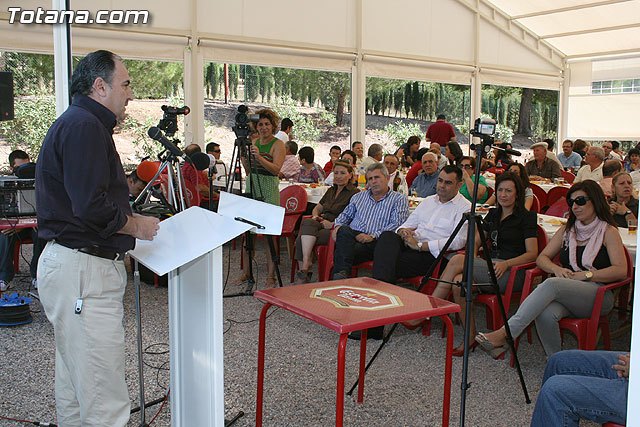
[254,277,460,427]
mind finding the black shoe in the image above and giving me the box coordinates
[348,326,384,341]
[332,270,349,281]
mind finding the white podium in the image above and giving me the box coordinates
[129,206,252,426]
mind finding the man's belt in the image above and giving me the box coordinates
[55,241,125,261]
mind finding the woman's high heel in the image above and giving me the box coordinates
[475,332,509,359]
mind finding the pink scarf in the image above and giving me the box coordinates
[566,217,608,271]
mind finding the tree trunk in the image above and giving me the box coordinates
[336,89,346,127]
[517,88,533,136]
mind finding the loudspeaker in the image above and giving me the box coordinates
[0,72,14,121]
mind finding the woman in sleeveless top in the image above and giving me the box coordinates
[476,180,627,357]
[241,108,285,288]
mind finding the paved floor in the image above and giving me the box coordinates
[0,242,631,426]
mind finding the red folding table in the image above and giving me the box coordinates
[254,277,460,427]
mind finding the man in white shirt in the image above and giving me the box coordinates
[274,117,293,142]
[359,143,383,173]
[603,141,623,161]
[372,165,471,285]
[575,146,605,183]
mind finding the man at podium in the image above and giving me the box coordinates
[35,50,159,427]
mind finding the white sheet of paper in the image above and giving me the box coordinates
[128,206,251,275]
[218,191,284,235]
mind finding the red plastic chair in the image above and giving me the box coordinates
[290,215,329,282]
[475,225,548,332]
[279,185,308,273]
[561,169,575,184]
[530,194,541,213]
[546,186,569,211]
[558,248,633,351]
[602,423,625,427]
[13,237,33,273]
[546,198,570,218]
[529,183,548,213]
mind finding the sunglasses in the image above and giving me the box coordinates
[213,150,221,153]
[568,195,590,207]
[461,164,473,169]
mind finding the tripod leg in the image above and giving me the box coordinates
[474,216,531,403]
[266,235,284,287]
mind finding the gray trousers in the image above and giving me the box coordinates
[508,277,614,356]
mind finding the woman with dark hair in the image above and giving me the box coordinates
[609,171,639,228]
[294,161,358,283]
[624,148,640,172]
[395,135,421,168]
[325,149,357,185]
[459,156,489,203]
[573,139,588,159]
[241,108,286,287]
[477,180,627,357]
[485,162,534,210]
[431,172,538,356]
[445,141,463,167]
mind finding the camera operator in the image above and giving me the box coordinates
[240,108,285,288]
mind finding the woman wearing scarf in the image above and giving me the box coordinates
[476,180,627,358]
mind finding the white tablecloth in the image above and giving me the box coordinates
[213,177,329,204]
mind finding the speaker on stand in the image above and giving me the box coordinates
[0,71,15,122]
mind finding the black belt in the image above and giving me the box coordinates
[55,241,125,261]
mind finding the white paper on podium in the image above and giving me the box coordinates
[128,206,252,276]
[218,191,285,236]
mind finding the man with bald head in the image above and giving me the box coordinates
[409,152,439,197]
[430,142,448,170]
[575,146,605,183]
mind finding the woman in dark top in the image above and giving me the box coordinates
[445,141,463,167]
[395,135,421,168]
[294,161,359,283]
[431,172,538,356]
[609,171,639,228]
[477,180,627,357]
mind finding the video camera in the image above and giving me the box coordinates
[232,105,259,157]
[471,117,497,148]
[158,104,190,138]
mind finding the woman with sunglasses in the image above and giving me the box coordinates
[476,180,627,358]
[431,172,538,356]
[459,156,489,204]
[609,171,639,228]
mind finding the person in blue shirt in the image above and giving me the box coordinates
[558,139,583,171]
[409,152,439,197]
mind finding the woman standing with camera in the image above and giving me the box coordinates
[241,108,286,287]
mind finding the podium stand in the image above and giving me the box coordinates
[129,206,253,426]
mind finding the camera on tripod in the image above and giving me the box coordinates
[471,117,497,148]
[158,104,190,138]
[232,105,259,155]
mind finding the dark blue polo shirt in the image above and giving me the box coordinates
[36,94,134,252]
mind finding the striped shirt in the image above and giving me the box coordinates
[335,189,408,238]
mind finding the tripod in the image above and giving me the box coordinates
[133,149,189,214]
[345,138,530,426]
[224,135,284,298]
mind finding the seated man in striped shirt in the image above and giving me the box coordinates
[332,162,409,281]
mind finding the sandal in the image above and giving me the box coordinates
[475,332,509,359]
[452,340,478,357]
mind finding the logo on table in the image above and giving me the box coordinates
[311,286,402,310]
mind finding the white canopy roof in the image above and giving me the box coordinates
[486,0,640,60]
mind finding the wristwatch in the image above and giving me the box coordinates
[625,210,632,216]
[417,241,423,251]
[584,271,594,281]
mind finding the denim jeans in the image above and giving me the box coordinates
[0,228,41,281]
[531,350,628,427]
[332,226,376,276]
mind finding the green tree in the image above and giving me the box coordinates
[0,96,57,159]
[228,64,239,100]
[404,83,412,118]
[244,65,259,101]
